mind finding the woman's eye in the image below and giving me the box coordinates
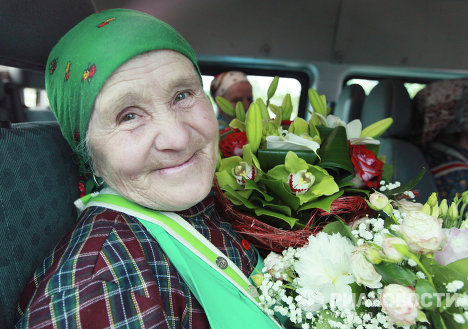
[120,112,137,122]
[174,91,191,103]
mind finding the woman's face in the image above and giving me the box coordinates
[88,50,219,211]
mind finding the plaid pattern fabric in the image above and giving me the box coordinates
[15,194,257,328]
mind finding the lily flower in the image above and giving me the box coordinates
[266,129,320,152]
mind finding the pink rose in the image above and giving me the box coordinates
[381,284,420,326]
[434,228,468,266]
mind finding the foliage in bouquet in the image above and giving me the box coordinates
[255,190,468,329]
[215,76,412,231]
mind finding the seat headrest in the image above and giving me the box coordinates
[0,79,4,99]
[361,79,412,138]
[334,84,366,123]
[413,77,468,144]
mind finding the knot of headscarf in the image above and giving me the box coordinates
[45,8,200,193]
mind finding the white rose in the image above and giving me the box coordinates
[381,236,408,262]
[400,211,444,254]
[350,246,382,289]
[397,199,423,214]
[380,284,419,326]
[368,192,389,210]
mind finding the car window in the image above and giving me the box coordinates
[346,78,426,98]
[202,74,302,120]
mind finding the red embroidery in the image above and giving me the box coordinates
[65,62,71,81]
[73,131,80,144]
[97,17,116,28]
[241,239,250,250]
[82,64,96,82]
[49,58,57,75]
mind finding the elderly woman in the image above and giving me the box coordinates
[15,9,280,329]
[210,71,253,129]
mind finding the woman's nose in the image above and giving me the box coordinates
[153,118,190,151]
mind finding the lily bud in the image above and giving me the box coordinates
[460,219,468,230]
[431,204,439,218]
[426,192,438,208]
[421,203,431,215]
[439,199,449,218]
[462,190,468,202]
[448,202,459,223]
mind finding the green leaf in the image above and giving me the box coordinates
[253,197,292,216]
[317,126,354,175]
[374,262,418,286]
[215,96,235,116]
[223,185,256,209]
[262,177,301,211]
[298,190,344,212]
[257,149,318,172]
[235,101,246,122]
[421,256,468,294]
[245,103,263,153]
[267,76,279,101]
[228,118,245,131]
[244,179,273,201]
[281,93,293,120]
[254,208,297,228]
[416,279,438,310]
[381,168,426,196]
[322,218,356,243]
[381,163,394,183]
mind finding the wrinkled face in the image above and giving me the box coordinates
[224,81,253,112]
[88,50,219,211]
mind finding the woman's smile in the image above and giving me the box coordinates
[156,151,199,175]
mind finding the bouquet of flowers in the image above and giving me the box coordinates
[256,191,468,329]
[215,77,422,251]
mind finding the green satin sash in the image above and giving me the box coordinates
[78,192,281,329]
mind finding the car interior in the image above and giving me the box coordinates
[1,0,468,327]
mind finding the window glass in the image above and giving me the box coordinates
[346,78,426,98]
[23,88,50,109]
[202,75,301,119]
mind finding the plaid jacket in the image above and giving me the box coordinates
[16,194,257,328]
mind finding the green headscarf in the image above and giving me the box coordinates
[45,8,200,193]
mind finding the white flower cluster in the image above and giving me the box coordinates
[351,216,389,246]
[378,180,401,192]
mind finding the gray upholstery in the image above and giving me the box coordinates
[334,84,366,123]
[360,79,438,200]
[361,79,412,138]
[0,122,79,327]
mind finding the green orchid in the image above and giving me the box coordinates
[264,151,339,210]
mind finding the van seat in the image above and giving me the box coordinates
[333,84,366,123]
[0,122,79,327]
[360,79,438,200]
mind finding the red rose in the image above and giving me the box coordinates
[349,144,383,188]
[219,131,248,157]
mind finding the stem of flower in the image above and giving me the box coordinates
[408,254,435,287]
